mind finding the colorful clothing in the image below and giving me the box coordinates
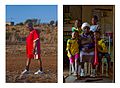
[98,52,111,63]
[98,39,108,53]
[90,25,100,32]
[26,29,40,59]
[97,39,110,63]
[66,38,79,58]
[72,27,83,34]
[69,53,79,64]
[79,33,94,63]
[80,34,94,50]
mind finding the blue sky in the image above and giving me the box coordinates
[6,5,57,24]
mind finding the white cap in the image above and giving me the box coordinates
[81,22,90,30]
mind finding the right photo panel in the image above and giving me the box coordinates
[63,5,115,83]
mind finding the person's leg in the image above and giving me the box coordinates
[79,52,85,76]
[21,58,31,75]
[105,53,111,75]
[34,58,43,74]
[80,62,84,76]
[25,58,31,71]
[69,57,74,75]
[91,54,97,77]
[74,54,79,75]
[97,53,103,75]
[74,59,78,74]
[80,52,84,69]
[91,64,96,77]
[38,58,43,71]
[105,53,111,69]
[80,56,84,76]
[88,52,96,77]
[71,57,75,73]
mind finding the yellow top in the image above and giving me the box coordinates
[66,38,79,58]
[98,39,108,53]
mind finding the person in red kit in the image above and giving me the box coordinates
[21,22,43,75]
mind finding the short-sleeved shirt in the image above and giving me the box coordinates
[90,25,100,32]
[26,29,40,59]
[72,27,83,35]
[98,39,108,53]
[66,38,79,58]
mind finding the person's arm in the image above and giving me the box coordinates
[85,45,94,53]
[66,39,72,57]
[33,30,39,54]
[33,39,39,54]
[33,41,36,53]
[96,25,101,32]
[67,49,72,58]
[97,44,103,52]
[98,43,107,53]
[85,36,94,52]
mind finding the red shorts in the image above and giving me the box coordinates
[69,53,79,64]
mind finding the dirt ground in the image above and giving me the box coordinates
[6,44,57,83]
[63,63,114,83]
[6,54,57,83]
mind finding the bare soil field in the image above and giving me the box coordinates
[6,44,57,83]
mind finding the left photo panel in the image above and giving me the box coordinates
[6,5,58,83]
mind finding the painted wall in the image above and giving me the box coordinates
[64,5,115,34]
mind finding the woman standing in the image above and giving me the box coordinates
[79,22,95,77]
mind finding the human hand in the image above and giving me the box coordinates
[82,47,88,52]
[70,54,73,58]
[33,49,35,54]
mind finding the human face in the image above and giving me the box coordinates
[91,18,97,25]
[74,20,82,28]
[74,20,78,28]
[26,24,33,31]
[72,32,76,39]
[83,26,90,34]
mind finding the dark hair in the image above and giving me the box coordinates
[77,19,82,27]
[92,15,98,22]
[27,22,33,28]
[74,18,82,27]
[27,22,34,31]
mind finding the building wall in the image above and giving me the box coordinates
[82,5,114,34]
[64,5,115,35]
[69,6,82,20]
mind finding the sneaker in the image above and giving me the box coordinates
[80,71,85,77]
[80,69,85,77]
[34,70,43,75]
[90,74,96,77]
[90,69,96,77]
[73,72,77,76]
[21,69,29,75]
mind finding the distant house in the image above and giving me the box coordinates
[6,22,14,26]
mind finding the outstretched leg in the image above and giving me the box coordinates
[34,58,43,74]
[38,58,43,71]
[25,58,31,71]
[21,58,31,75]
